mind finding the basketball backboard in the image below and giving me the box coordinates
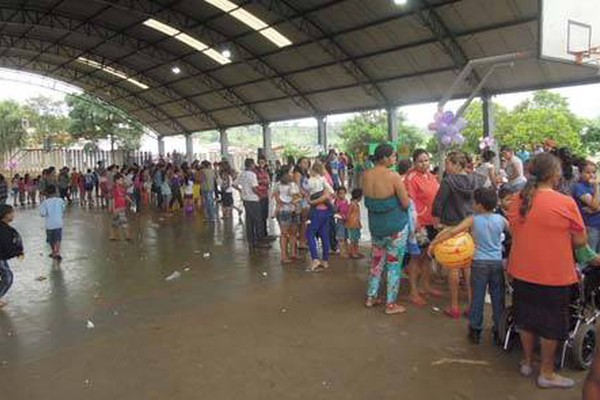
[540,0,600,67]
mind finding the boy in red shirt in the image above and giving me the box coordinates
[110,173,132,241]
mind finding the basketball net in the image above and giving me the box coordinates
[573,46,600,67]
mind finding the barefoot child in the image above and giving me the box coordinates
[39,185,66,261]
[334,187,350,257]
[110,173,132,241]
[346,188,364,259]
[0,205,24,307]
[429,187,508,344]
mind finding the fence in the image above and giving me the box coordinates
[1,148,153,175]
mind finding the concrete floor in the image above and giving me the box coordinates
[0,205,586,399]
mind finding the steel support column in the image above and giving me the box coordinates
[262,123,272,160]
[482,93,500,169]
[219,129,229,159]
[317,115,327,152]
[158,136,165,157]
[482,93,494,138]
[185,133,193,163]
[387,107,398,142]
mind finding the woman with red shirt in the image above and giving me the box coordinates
[404,149,441,305]
[508,153,600,389]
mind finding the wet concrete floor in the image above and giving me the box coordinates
[0,205,586,399]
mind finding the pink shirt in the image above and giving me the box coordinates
[335,198,350,220]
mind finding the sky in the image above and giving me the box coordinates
[1,69,599,153]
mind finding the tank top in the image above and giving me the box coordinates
[364,196,408,239]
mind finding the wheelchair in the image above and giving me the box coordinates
[499,266,600,370]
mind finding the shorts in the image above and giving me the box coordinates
[513,279,576,341]
[112,210,128,228]
[46,228,62,246]
[335,224,348,240]
[222,192,234,207]
[348,228,361,242]
[277,210,299,226]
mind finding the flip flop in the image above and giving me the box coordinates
[385,303,407,315]
[410,295,427,307]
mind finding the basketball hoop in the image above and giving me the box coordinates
[573,46,600,66]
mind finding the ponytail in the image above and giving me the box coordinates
[518,153,561,219]
[519,177,537,218]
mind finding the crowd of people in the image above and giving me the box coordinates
[1,141,600,392]
[359,141,600,392]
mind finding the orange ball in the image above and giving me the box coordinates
[433,232,475,269]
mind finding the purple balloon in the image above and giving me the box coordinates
[454,117,467,131]
[428,122,438,131]
[454,134,465,145]
[437,122,449,134]
[441,135,453,146]
[447,125,459,136]
[434,111,444,122]
[442,111,455,124]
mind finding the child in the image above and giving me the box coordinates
[345,188,364,259]
[183,175,194,214]
[10,175,19,207]
[39,185,66,261]
[334,187,350,257]
[29,177,38,205]
[429,187,508,344]
[307,161,333,214]
[273,165,301,264]
[17,177,26,207]
[110,173,132,241]
[84,169,95,206]
[0,205,24,307]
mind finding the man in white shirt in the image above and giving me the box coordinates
[501,146,527,191]
[234,158,270,250]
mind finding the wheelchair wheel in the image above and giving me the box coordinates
[571,323,596,370]
[498,306,515,351]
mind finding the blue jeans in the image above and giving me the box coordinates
[307,209,331,261]
[0,260,13,298]
[202,190,216,221]
[469,260,505,331]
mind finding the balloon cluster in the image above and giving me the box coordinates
[478,136,495,151]
[428,110,467,147]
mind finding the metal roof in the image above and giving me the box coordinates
[2,0,598,136]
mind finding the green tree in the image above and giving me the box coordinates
[498,90,584,153]
[66,93,144,151]
[23,95,71,148]
[0,100,27,155]
[340,110,426,156]
[582,118,600,156]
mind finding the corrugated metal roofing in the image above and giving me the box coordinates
[0,0,597,136]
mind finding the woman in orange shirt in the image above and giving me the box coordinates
[508,153,600,389]
[404,149,441,306]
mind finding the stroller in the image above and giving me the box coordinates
[499,266,600,370]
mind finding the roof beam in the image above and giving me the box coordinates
[0,34,220,128]
[0,6,261,125]
[0,55,188,135]
[145,17,536,108]
[97,0,320,116]
[253,0,389,106]
[414,0,481,86]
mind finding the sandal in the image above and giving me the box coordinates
[409,295,427,307]
[385,303,407,315]
[365,297,384,308]
[444,307,461,319]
